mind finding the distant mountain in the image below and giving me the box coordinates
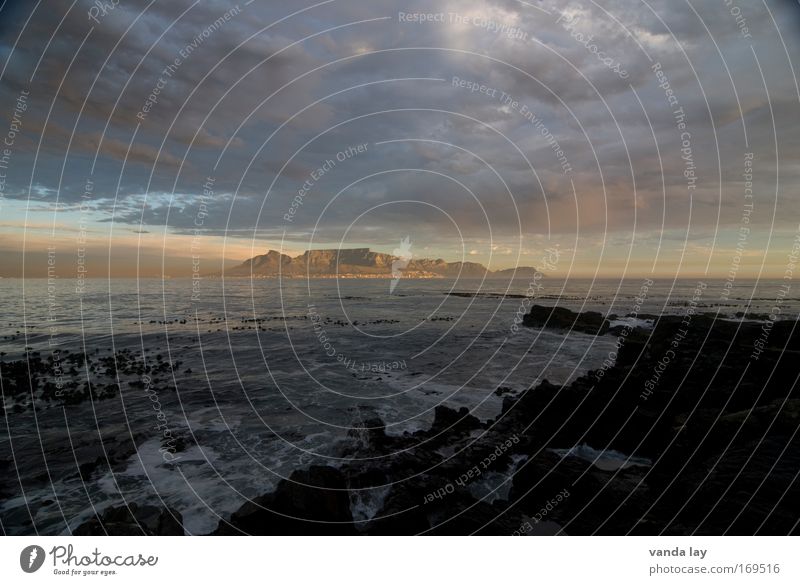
[223,248,540,279]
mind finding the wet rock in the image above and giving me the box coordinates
[344,409,388,453]
[363,477,434,535]
[523,305,610,335]
[73,503,183,535]
[425,405,482,438]
[217,466,357,535]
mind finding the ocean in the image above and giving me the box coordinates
[1,276,796,534]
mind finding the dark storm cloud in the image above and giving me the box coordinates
[0,0,798,251]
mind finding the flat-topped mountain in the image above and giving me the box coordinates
[224,248,539,279]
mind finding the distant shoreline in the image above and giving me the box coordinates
[0,276,793,281]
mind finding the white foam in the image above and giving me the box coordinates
[349,485,391,523]
[552,444,651,471]
[608,317,654,329]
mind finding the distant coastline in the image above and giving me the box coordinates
[221,247,542,279]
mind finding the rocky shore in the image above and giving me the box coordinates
[10,305,799,535]
[202,304,798,535]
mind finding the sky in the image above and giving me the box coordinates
[0,0,799,278]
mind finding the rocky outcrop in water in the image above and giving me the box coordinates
[522,304,610,335]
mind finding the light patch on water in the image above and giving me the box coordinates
[608,317,654,329]
[551,444,652,471]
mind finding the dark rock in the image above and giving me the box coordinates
[495,313,800,534]
[426,500,524,535]
[73,503,183,535]
[364,478,434,535]
[217,466,357,535]
[345,408,388,453]
[426,405,482,437]
[523,305,610,335]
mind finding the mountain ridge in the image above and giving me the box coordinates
[223,248,540,279]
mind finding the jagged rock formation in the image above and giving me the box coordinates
[209,314,800,535]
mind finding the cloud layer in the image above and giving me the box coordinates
[1,0,799,276]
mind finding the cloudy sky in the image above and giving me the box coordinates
[0,0,799,277]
